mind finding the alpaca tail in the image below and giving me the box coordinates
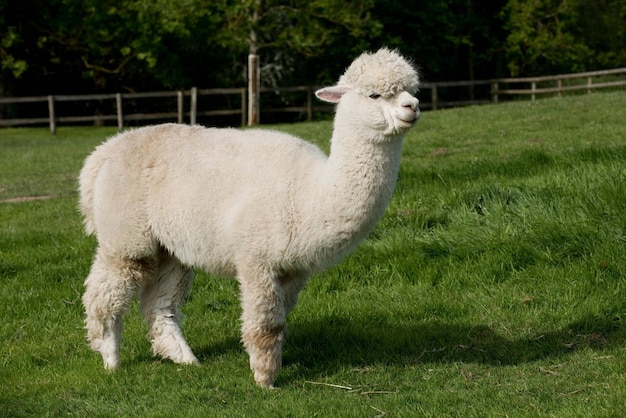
[78,147,107,236]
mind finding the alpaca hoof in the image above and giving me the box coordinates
[179,356,200,366]
[100,343,121,370]
[254,371,276,388]
[154,341,200,366]
[103,356,120,371]
[164,354,200,366]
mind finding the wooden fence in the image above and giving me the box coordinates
[1,67,624,134]
[421,67,626,110]
[489,67,626,103]
[0,88,248,134]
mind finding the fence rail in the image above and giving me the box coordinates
[421,67,626,110]
[1,67,624,133]
[489,67,626,103]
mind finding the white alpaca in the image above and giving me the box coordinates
[79,48,420,388]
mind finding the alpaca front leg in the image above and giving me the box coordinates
[242,323,285,388]
[83,250,154,369]
[140,251,198,366]
[238,270,286,388]
[281,273,310,315]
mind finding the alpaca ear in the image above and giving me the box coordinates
[315,85,352,103]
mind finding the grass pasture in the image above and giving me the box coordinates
[1,92,626,416]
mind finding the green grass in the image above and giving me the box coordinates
[2,92,626,417]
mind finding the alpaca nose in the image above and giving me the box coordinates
[401,95,419,111]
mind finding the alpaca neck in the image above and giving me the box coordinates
[326,124,404,222]
[307,121,404,263]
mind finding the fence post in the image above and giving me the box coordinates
[240,88,246,126]
[587,77,592,94]
[177,91,183,124]
[190,87,197,125]
[491,81,499,103]
[557,79,563,98]
[306,87,312,121]
[116,93,123,131]
[431,84,438,110]
[248,54,260,125]
[531,82,536,101]
[48,95,56,134]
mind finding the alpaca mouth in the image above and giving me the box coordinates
[399,111,420,125]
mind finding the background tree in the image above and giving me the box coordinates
[504,0,626,76]
[214,0,382,124]
[1,0,625,111]
[369,0,507,83]
[0,0,226,95]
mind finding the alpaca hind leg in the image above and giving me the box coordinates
[140,250,198,365]
[239,266,287,388]
[83,249,155,369]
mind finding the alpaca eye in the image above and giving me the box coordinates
[369,93,381,99]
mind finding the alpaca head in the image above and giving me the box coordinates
[315,48,420,139]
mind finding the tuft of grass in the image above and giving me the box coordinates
[1,92,626,416]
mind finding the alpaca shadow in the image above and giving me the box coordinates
[175,312,623,386]
[276,312,625,385]
[195,336,243,362]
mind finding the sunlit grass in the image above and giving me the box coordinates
[1,92,625,416]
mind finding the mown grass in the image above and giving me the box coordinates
[1,92,626,417]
